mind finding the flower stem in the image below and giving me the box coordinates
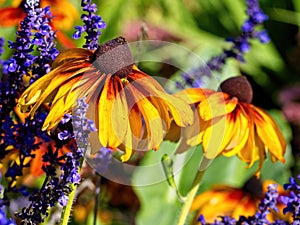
[60,164,82,225]
[60,183,78,225]
[176,157,211,225]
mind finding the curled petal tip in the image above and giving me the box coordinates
[121,147,132,162]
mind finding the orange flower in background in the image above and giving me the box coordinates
[0,0,78,48]
[190,177,290,223]
[18,37,194,162]
[0,107,70,187]
[169,76,286,173]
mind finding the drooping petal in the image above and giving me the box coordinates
[199,92,238,121]
[42,74,83,130]
[127,84,164,150]
[128,104,143,145]
[222,105,249,157]
[173,88,215,105]
[42,68,105,131]
[129,70,194,127]
[254,134,266,175]
[110,77,130,152]
[160,93,194,127]
[175,109,203,153]
[18,60,93,116]
[148,96,171,130]
[237,108,259,167]
[98,74,127,149]
[129,66,165,92]
[51,48,92,68]
[202,115,234,159]
[253,106,286,163]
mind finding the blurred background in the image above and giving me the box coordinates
[0,0,299,224]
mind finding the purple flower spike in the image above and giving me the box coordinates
[175,0,270,89]
[73,0,106,50]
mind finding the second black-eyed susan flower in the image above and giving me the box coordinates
[18,37,194,162]
[168,76,286,172]
[190,177,290,223]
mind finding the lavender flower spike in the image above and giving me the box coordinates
[177,0,270,89]
[73,0,106,50]
[0,37,4,65]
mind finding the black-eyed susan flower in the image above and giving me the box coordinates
[18,37,194,162]
[190,177,289,223]
[168,76,286,172]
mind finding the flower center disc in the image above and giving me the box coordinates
[93,36,133,78]
[220,76,253,103]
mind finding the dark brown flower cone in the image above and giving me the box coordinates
[92,36,134,78]
[220,76,253,103]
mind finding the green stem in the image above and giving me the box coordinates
[176,157,211,225]
[60,165,82,225]
[177,170,205,225]
[60,183,77,225]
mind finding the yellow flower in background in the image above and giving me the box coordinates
[168,76,286,172]
[18,37,194,162]
[190,177,290,223]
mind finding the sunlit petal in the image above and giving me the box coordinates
[199,92,238,121]
[173,88,215,105]
[253,106,286,162]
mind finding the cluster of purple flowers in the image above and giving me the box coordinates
[281,175,300,223]
[16,98,98,223]
[73,0,106,50]
[0,0,107,223]
[2,0,58,88]
[0,0,57,195]
[177,0,270,89]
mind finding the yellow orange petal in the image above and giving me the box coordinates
[191,190,216,211]
[18,61,92,117]
[173,88,215,105]
[202,115,235,159]
[175,106,207,153]
[128,84,163,150]
[98,75,126,148]
[51,48,92,68]
[42,74,86,130]
[231,196,255,219]
[128,104,143,142]
[110,77,130,148]
[129,69,194,127]
[222,106,249,157]
[237,108,260,167]
[148,96,170,130]
[199,92,238,121]
[253,106,286,162]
